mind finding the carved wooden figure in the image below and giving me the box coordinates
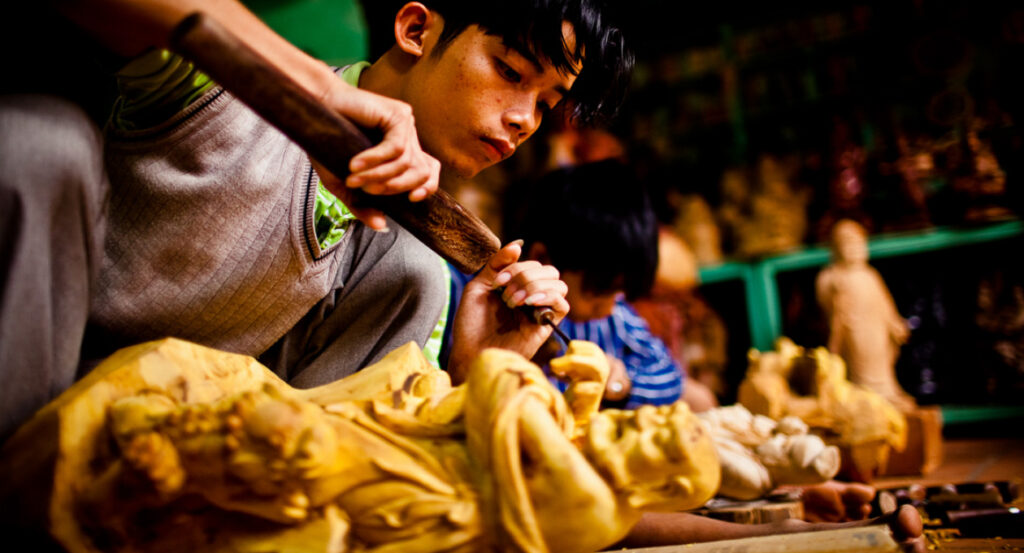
[0,338,720,553]
[698,405,840,501]
[737,337,907,482]
[816,219,916,412]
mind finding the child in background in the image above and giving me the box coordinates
[512,159,719,411]
[443,159,718,412]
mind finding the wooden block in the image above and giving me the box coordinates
[620,525,899,553]
[694,495,804,524]
[837,440,892,483]
[879,406,943,477]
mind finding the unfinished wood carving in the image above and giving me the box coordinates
[699,405,840,500]
[0,338,720,553]
[737,337,907,480]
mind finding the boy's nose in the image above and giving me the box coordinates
[503,104,539,139]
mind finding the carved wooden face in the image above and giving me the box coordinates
[832,219,869,264]
[584,402,721,512]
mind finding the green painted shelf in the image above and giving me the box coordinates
[940,404,1024,425]
[698,219,1024,351]
[697,219,1024,426]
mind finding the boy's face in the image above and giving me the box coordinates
[562,270,620,322]
[404,21,580,177]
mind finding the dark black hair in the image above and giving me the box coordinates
[422,0,633,125]
[508,159,658,300]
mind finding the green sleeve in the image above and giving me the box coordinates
[110,49,215,131]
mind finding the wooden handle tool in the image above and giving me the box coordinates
[169,12,500,274]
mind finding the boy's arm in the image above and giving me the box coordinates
[54,0,438,230]
[618,506,924,552]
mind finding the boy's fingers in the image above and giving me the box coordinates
[347,204,389,231]
[478,241,524,286]
[354,164,437,196]
[350,140,401,172]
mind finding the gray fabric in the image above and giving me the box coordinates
[96,87,341,356]
[0,88,448,440]
[0,95,107,440]
[260,219,448,388]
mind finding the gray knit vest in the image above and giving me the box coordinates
[95,87,343,356]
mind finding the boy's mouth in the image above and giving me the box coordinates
[481,137,514,161]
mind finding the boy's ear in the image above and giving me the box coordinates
[394,2,438,58]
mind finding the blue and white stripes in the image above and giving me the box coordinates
[555,298,685,409]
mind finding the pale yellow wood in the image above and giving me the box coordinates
[816,219,916,412]
[736,338,908,482]
[0,338,722,553]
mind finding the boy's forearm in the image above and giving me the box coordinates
[53,0,339,99]
[619,512,810,548]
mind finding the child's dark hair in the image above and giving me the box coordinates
[509,159,658,300]
[423,0,633,125]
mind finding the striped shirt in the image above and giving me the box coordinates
[441,264,685,408]
[558,298,685,409]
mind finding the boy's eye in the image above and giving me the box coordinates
[495,59,522,83]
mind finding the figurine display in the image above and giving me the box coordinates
[975,270,1024,399]
[698,405,840,501]
[630,228,728,398]
[815,219,917,412]
[737,337,906,481]
[716,155,810,259]
[668,190,723,266]
[951,120,1013,223]
[0,338,721,553]
[714,166,753,255]
[815,122,873,243]
[886,134,936,231]
[633,289,729,401]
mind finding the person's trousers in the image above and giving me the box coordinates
[0,95,107,441]
[0,94,448,441]
[258,220,448,389]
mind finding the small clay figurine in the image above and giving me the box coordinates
[815,220,916,412]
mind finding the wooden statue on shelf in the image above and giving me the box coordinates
[815,219,916,412]
[887,134,935,231]
[0,338,721,553]
[717,155,810,259]
[951,120,1013,223]
[668,190,723,266]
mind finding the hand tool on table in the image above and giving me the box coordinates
[169,12,498,275]
[169,12,563,334]
[879,481,1024,539]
